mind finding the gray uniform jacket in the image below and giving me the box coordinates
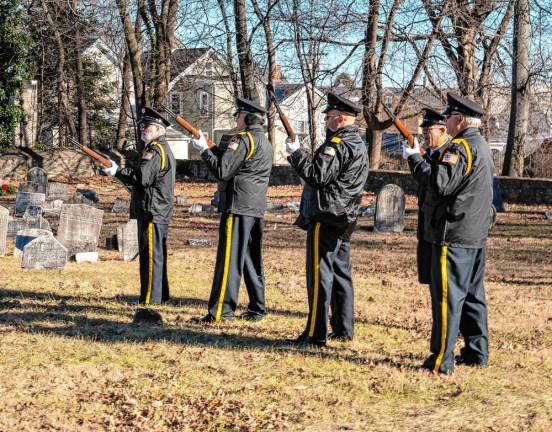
[116,136,175,224]
[408,127,494,248]
[201,124,273,218]
[289,125,369,232]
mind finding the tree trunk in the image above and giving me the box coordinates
[503,0,530,177]
[233,0,259,101]
[75,28,88,146]
[116,53,132,150]
[217,0,239,99]
[366,125,382,170]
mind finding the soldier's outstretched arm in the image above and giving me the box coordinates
[288,142,342,188]
[201,134,248,181]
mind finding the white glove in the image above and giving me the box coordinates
[402,137,421,159]
[102,160,118,176]
[285,135,300,155]
[191,130,208,153]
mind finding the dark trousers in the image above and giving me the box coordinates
[137,220,170,305]
[429,244,489,373]
[207,212,266,320]
[304,222,354,341]
[417,239,432,285]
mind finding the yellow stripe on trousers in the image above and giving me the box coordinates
[434,246,449,372]
[215,214,233,321]
[145,222,154,305]
[308,222,321,337]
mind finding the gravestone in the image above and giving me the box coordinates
[76,189,99,203]
[21,235,67,269]
[15,192,46,215]
[374,184,405,233]
[111,198,130,214]
[47,182,69,201]
[15,228,53,257]
[57,204,104,256]
[0,206,8,256]
[68,192,95,205]
[117,219,139,261]
[27,167,48,194]
[18,182,41,193]
[75,251,99,263]
[23,205,50,231]
[492,180,505,213]
[7,217,28,237]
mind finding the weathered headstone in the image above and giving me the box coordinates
[15,192,46,215]
[44,199,64,214]
[27,167,48,194]
[0,206,8,256]
[56,204,104,256]
[111,198,130,214]
[117,219,139,261]
[21,235,67,269]
[7,217,28,237]
[374,184,405,233]
[47,182,69,201]
[15,228,53,257]
[18,182,41,193]
[23,205,50,231]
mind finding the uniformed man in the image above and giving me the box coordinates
[415,108,450,284]
[191,96,273,323]
[285,92,368,347]
[404,93,494,374]
[103,107,176,305]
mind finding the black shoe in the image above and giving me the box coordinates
[327,332,353,341]
[455,355,487,367]
[421,356,453,374]
[133,308,163,324]
[287,334,326,347]
[239,311,265,322]
[191,314,234,323]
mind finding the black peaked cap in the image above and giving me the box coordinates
[442,93,486,118]
[421,108,446,128]
[236,96,267,114]
[322,92,361,116]
[139,107,171,128]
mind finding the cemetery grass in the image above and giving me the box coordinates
[0,179,551,432]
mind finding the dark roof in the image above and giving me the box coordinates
[170,48,211,80]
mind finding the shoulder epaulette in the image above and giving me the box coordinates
[150,141,167,171]
[235,131,255,160]
[451,138,472,176]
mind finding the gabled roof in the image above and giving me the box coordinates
[170,47,211,81]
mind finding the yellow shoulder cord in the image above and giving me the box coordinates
[330,136,342,144]
[451,138,472,176]
[151,141,167,171]
[237,131,255,160]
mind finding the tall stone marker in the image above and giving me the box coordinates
[47,182,69,201]
[0,206,9,256]
[117,219,139,261]
[374,184,405,233]
[14,228,53,257]
[57,204,104,256]
[15,192,46,215]
[22,235,68,269]
[27,167,48,194]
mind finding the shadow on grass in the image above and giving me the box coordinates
[0,289,419,371]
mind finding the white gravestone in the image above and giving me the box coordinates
[21,235,67,269]
[56,204,104,257]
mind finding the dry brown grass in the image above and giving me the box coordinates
[0,178,551,431]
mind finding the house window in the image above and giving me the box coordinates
[199,91,210,114]
[384,95,393,107]
[295,120,306,134]
[205,62,213,77]
[170,92,183,115]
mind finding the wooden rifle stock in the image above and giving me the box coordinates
[68,137,112,168]
[161,104,215,149]
[265,83,297,141]
[382,104,424,155]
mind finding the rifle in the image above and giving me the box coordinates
[382,104,424,155]
[160,104,216,149]
[68,136,132,193]
[265,82,297,141]
[68,136,113,168]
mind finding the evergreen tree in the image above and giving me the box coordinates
[0,0,31,149]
